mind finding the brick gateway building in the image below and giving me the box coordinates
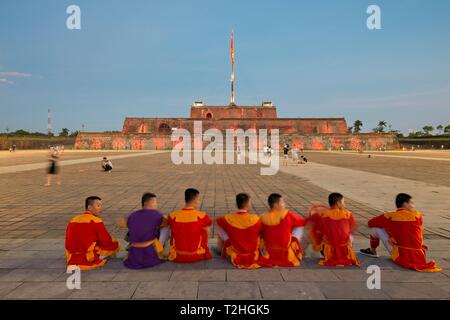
[74,102,399,150]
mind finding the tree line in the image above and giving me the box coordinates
[348,120,450,137]
[0,128,78,137]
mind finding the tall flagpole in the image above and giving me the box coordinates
[230,30,235,105]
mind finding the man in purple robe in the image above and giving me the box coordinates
[118,192,170,269]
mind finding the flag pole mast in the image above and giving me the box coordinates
[230,30,235,106]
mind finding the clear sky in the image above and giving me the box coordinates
[1,0,449,134]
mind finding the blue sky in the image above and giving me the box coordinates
[1,0,449,134]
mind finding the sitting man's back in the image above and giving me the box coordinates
[123,193,169,269]
[168,188,212,263]
[216,193,262,269]
[65,196,120,270]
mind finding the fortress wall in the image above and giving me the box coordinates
[283,133,400,151]
[75,132,399,151]
[122,118,349,135]
[189,106,278,119]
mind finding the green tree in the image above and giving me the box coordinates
[31,131,47,137]
[14,129,30,135]
[69,130,80,137]
[422,126,434,135]
[373,121,387,133]
[353,120,363,133]
[59,128,70,137]
[436,125,443,134]
[445,124,450,133]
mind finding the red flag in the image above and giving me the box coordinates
[230,31,234,65]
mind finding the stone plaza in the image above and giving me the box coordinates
[0,149,449,299]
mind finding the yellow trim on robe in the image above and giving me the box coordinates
[260,210,289,226]
[416,265,442,273]
[384,209,421,222]
[95,238,120,257]
[86,242,97,262]
[224,212,260,229]
[286,240,302,267]
[131,238,164,253]
[225,241,261,270]
[319,242,361,267]
[169,209,206,222]
[77,260,107,271]
[318,208,352,220]
[69,212,103,224]
[168,238,176,261]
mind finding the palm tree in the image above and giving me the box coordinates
[373,121,387,133]
[353,120,363,133]
[59,128,70,137]
[422,126,434,135]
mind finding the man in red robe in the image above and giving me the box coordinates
[259,193,305,267]
[216,193,262,269]
[65,196,120,270]
[306,193,360,267]
[168,188,212,263]
[360,193,441,272]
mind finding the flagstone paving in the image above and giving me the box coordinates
[0,151,448,299]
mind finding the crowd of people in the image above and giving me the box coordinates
[65,190,441,273]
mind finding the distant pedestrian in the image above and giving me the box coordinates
[45,148,61,186]
[282,144,290,166]
[237,145,242,161]
[291,147,299,165]
[101,157,113,172]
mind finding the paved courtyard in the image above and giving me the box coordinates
[0,150,448,299]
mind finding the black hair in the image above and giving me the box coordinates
[328,193,343,207]
[268,193,282,209]
[236,193,250,210]
[185,188,200,203]
[395,193,412,209]
[85,196,102,210]
[141,192,156,207]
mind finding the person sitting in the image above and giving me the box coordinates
[118,193,171,269]
[167,188,212,263]
[306,193,360,267]
[101,157,113,172]
[360,193,441,272]
[216,193,262,269]
[65,196,120,270]
[259,193,305,267]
